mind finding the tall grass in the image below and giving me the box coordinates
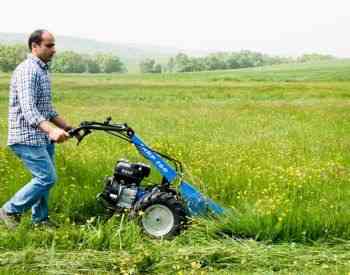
[1,60,350,273]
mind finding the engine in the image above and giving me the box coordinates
[100,159,150,209]
[114,159,151,185]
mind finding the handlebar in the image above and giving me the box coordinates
[68,117,184,175]
[68,117,134,145]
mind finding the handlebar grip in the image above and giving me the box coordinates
[68,128,92,145]
[67,128,78,137]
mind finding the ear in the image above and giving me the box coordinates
[32,42,39,49]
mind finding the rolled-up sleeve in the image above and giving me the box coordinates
[17,67,46,128]
[47,103,59,120]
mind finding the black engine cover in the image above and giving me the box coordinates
[114,159,150,186]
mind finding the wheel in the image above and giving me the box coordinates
[133,192,187,238]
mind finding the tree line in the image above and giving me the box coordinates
[139,51,337,73]
[0,44,126,73]
[0,43,337,74]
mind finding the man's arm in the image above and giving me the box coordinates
[17,67,47,128]
[17,67,69,143]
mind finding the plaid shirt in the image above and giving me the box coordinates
[8,54,58,146]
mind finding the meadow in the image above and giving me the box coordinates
[1,60,350,274]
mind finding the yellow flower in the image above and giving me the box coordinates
[191,261,201,269]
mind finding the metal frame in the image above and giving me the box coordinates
[69,117,224,216]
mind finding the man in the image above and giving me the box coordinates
[0,30,72,229]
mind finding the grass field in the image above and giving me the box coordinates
[1,60,350,273]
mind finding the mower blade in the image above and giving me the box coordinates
[179,181,224,216]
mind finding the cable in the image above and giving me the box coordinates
[79,124,184,175]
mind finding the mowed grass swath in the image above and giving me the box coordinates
[1,60,350,273]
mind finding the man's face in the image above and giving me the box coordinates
[32,32,56,63]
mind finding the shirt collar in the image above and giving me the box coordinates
[28,54,49,71]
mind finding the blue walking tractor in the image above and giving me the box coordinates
[69,117,224,238]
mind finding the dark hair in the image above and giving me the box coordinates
[28,29,47,51]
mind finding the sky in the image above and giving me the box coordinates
[1,0,349,57]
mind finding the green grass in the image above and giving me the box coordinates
[1,60,350,273]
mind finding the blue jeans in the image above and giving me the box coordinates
[2,143,57,223]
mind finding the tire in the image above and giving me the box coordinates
[133,192,187,238]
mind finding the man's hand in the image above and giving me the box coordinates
[48,128,69,143]
[39,120,70,143]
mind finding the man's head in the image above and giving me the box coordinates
[28,30,56,63]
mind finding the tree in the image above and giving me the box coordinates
[226,52,240,69]
[297,53,336,63]
[51,51,86,73]
[0,45,126,74]
[140,58,156,73]
[85,56,101,73]
[96,53,126,73]
[166,57,175,73]
[174,53,193,72]
[153,63,162,73]
[204,53,227,71]
[0,44,27,72]
[167,50,296,72]
[139,58,162,73]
